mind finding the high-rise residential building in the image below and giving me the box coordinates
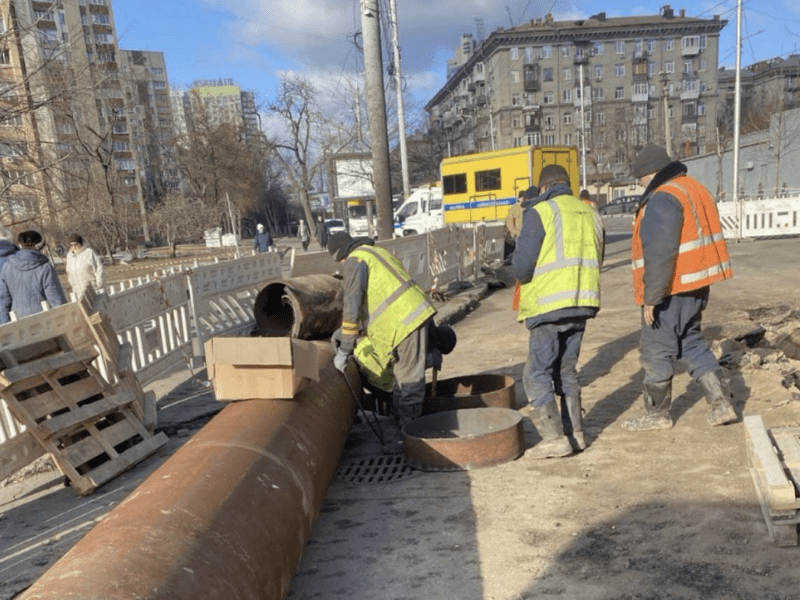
[0,0,149,235]
[426,6,727,185]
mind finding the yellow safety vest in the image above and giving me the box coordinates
[344,245,436,357]
[518,195,602,320]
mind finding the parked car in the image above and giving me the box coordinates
[599,195,640,215]
[324,218,347,235]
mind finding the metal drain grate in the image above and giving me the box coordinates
[336,454,417,484]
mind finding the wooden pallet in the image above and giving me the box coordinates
[0,340,167,495]
[743,415,800,546]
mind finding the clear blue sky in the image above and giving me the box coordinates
[112,0,800,115]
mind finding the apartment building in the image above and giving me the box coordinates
[426,6,727,184]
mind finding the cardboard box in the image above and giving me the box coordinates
[204,337,320,400]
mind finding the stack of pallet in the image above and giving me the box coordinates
[0,288,167,495]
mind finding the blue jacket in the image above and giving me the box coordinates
[0,249,67,323]
[253,230,273,253]
[512,183,599,328]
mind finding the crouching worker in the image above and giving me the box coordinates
[512,165,603,459]
[328,232,437,453]
[336,321,458,417]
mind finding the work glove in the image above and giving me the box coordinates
[426,348,443,370]
[334,348,351,373]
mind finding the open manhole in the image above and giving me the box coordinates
[336,454,418,484]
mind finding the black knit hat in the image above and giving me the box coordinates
[68,233,84,246]
[537,164,570,188]
[579,189,591,199]
[429,323,457,355]
[18,230,42,249]
[522,185,539,201]
[632,144,672,178]
[327,231,353,261]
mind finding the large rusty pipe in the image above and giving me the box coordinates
[19,344,359,600]
[253,274,343,339]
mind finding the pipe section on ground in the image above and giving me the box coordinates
[253,274,343,339]
[19,344,359,600]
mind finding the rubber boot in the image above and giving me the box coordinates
[562,395,586,451]
[698,369,737,427]
[383,401,422,455]
[621,381,673,431]
[526,401,573,459]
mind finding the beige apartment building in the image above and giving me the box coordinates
[426,5,727,187]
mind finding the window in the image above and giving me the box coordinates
[512,116,521,128]
[616,129,627,141]
[684,60,692,74]
[151,67,164,75]
[0,114,23,126]
[443,173,467,195]
[563,68,571,81]
[511,47,519,60]
[683,102,696,117]
[564,133,572,145]
[648,107,655,120]
[542,45,552,58]
[595,111,605,124]
[0,48,10,65]
[513,137,522,147]
[475,169,501,192]
[633,82,648,96]
[527,133,542,146]
[593,41,604,55]
[700,35,707,49]
[634,39,643,54]
[615,64,625,77]
[684,79,696,91]
[682,36,700,50]
[648,62,656,76]
[563,113,572,125]
[511,70,520,84]
[543,68,553,82]
[115,159,136,171]
[561,45,570,57]
[594,64,603,80]
[665,61,674,74]
[525,47,534,64]
[616,40,625,54]
[634,62,647,76]
[663,38,674,51]
[646,39,656,52]
[113,141,130,152]
[544,134,556,145]
[543,91,554,104]
[698,102,706,116]
[563,89,572,102]
[511,93,521,106]
[615,87,625,99]
[592,87,604,101]
[699,58,707,72]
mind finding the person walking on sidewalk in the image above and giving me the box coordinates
[0,230,66,323]
[297,219,310,251]
[65,234,105,299]
[253,223,274,253]
[328,231,436,453]
[316,216,328,250]
[512,165,603,458]
[623,144,736,432]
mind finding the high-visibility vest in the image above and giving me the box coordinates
[343,245,436,356]
[518,195,603,321]
[632,175,732,305]
[354,337,394,392]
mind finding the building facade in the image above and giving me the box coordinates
[426,6,727,187]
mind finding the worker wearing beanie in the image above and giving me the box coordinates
[328,231,436,453]
[513,164,603,458]
[624,144,735,432]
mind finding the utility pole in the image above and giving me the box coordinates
[360,0,394,240]
[733,0,743,239]
[661,71,671,157]
[579,62,587,190]
[388,0,410,200]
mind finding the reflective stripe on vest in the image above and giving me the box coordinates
[631,176,732,304]
[350,246,436,354]
[518,196,602,321]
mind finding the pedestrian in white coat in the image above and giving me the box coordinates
[65,234,105,299]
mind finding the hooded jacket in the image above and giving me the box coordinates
[0,239,18,274]
[66,245,105,299]
[0,249,67,323]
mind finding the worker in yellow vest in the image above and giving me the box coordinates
[512,165,604,458]
[623,144,736,431]
[328,232,436,453]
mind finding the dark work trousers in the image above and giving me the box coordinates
[640,287,718,385]
[392,321,429,426]
[523,318,586,408]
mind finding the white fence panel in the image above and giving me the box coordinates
[427,228,461,291]
[718,197,800,239]
[380,234,432,291]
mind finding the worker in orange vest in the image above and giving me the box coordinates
[623,144,736,432]
[579,189,597,210]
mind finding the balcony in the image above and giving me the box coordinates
[681,46,700,57]
[680,89,700,101]
[632,92,649,103]
[524,78,540,91]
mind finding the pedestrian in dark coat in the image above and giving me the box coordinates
[0,230,67,323]
[253,223,274,253]
[317,216,328,250]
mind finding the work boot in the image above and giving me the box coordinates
[621,381,673,431]
[698,369,738,427]
[562,395,586,451]
[526,401,573,459]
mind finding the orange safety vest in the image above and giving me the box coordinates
[632,175,732,305]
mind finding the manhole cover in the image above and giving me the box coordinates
[336,454,417,484]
